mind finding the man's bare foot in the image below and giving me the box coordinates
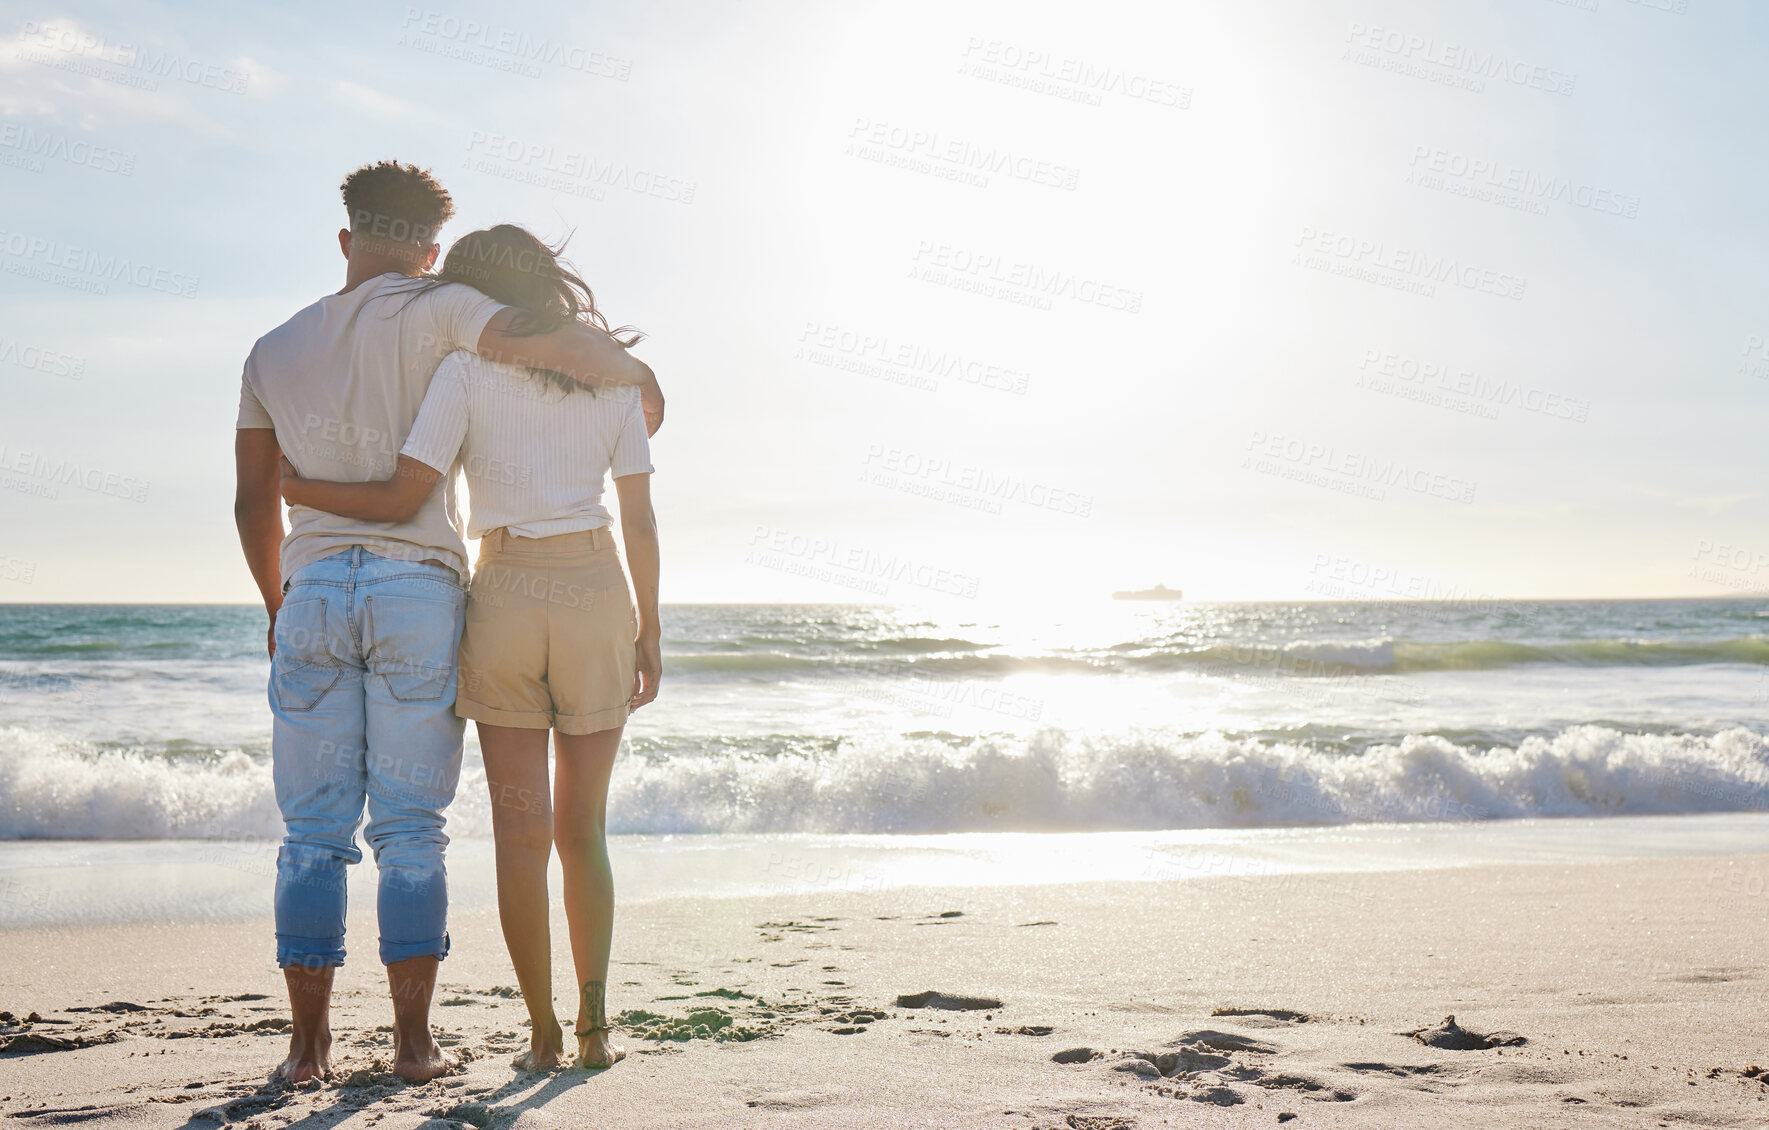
[573,1026,626,1070]
[512,1017,565,1072]
[279,964,335,1084]
[392,1032,460,1083]
[275,1031,332,1083]
[386,955,456,1082]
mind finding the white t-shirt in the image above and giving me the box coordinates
[400,349,652,540]
[237,274,505,583]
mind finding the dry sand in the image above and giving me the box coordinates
[2,853,1767,1128]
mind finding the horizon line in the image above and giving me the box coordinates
[0,593,1763,608]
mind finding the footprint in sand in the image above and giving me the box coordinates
[895,991,1002,1010]
[914,914,962,926]
[64,1001,151,1014]
[744,1089,832,1110]
[0,1030,120,1054]
[758,919,842,934]
[1176,1030,1280,1055]
[1343,1061,1456,1079]
[1,1010,125,1055]
[1664,967,1752,984]
[1209,1007,1313,1026]
[1050,1114,1134,1129]
[1067,1025,1357,1107]
[1405,1015,1526,1050]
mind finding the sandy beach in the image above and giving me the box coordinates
[3,820,1767,1129]
[7,0,1769,1123]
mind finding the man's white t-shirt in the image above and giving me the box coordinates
[236,274,504,583]
[400,350,652,540]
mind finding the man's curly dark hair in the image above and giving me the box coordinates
[339,160,454,246]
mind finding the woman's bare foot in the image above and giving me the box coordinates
[275,1030,332,1083]
[512,1016,565,1072]
[573,980,623,1069]
[573,1026,626,1070]
[392,1031,460,1083]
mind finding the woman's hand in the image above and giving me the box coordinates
[629,630,662,711]
[278,456,300,501]
[639,373,664,437]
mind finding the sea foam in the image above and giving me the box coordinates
[2,723,1763,840]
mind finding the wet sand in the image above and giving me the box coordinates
[2,844,1768,1128]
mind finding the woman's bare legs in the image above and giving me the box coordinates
[476,721,565,1070]
[553,725,624,1068]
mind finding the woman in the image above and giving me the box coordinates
[279,225,661,1072]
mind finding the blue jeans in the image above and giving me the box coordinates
[269,547,467,968]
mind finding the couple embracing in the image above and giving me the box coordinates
[232,160,661,1081]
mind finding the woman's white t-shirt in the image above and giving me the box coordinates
[401,349,652,540]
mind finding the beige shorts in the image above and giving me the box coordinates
[456,526,637,735]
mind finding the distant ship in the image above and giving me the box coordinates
[1113,583,1183,601]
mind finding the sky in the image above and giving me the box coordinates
[0,0,1765,608]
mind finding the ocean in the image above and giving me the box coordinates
[1,598,1765,842]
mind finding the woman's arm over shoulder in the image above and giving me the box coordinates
[608,386,654,479]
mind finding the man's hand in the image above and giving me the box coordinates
[629,631,662,711]
[640,374,665,437]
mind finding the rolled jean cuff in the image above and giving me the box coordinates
[380,932,450,965]
[277,935,346,969]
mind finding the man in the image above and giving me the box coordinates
[234,160,662,1083]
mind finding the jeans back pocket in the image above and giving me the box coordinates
[273,597,341,712]
[364,591,463,702]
